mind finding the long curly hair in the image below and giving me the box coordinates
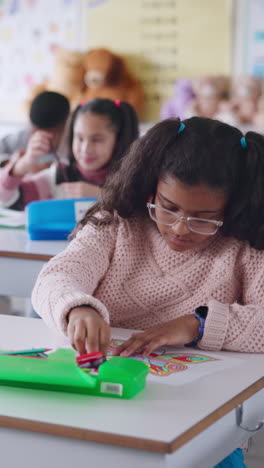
[78,117,264,250]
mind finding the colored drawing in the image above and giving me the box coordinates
[0,0,80,116]
[108,339,217,377]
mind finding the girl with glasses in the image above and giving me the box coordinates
[33,116,264,356]
[33,116,264,467]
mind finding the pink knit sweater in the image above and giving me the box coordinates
[32,216,264,353]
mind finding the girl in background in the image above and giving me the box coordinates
[0,98,138,209]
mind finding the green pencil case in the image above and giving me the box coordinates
[0,348,148,399]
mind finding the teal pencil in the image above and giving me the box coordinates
[0,348,50,356]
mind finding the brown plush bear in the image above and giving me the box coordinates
[47,47,85,102]
[78,48,145,115]
[28,47,144,115]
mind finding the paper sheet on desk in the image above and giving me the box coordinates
[0,318,243,386]
[34,330,244,386]
[109,331,243,386]
[0,208,26,228]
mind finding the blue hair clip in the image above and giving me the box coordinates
[240,136,247,148]
[177,122,185,134]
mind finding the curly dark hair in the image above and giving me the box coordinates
[79,117,264,250]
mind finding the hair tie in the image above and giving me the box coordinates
[240,136,247,148]
[177,122,185,134]
[81,100,87,106]
[114,99,121,107]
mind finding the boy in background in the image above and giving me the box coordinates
[0,91,70,318]
[0,91,70,170]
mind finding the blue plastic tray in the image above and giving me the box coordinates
[26,198,97,240]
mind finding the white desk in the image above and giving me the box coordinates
[0,228,67,296]
[0,315,263,468]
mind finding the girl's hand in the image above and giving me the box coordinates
[12,130,53,176]
[67,306,110,355]
[60,181,101,199]
[112,315,200,357]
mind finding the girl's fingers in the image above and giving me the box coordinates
[141,335,167,356]
[113,333,148,356]
[67,322,75,347]
[60,183,76,197]
[119,334,153,357]
[111,337,135,356]
[113,332,171,357]
[85,325,100,353]
[100,325,111,356]
[62,188,75,196]
[73,322,87,354]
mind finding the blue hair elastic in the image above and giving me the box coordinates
[240,136,247,148]
[177,122,185,134]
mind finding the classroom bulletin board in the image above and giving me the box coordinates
[0,0,232,122]
[0,0,83,122]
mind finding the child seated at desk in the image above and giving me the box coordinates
[0,98,139,209]
[32,117,264,468]
[0,91,70,170]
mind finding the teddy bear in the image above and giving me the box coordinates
[231,76,262,125]
[46,46,85,102]
[28,47,145,115]
[185,75,230,119]
[160,79,195,120]
[78,48,145,115]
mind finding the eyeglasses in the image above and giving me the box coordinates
[147,203,223,235]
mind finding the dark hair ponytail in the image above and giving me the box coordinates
[66,98,139,168]
[225,131,264,249]
[112,101,139,166]
[78,117,264,250]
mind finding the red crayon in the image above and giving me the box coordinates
[77,351,104,365]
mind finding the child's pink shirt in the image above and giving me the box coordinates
[32,216,264,353]
[0,153,58,208]
[0,153,109,209]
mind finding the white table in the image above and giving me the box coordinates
[0,315,263,468]
[0,228,67,296]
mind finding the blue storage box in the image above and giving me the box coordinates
[26,198,97,240]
